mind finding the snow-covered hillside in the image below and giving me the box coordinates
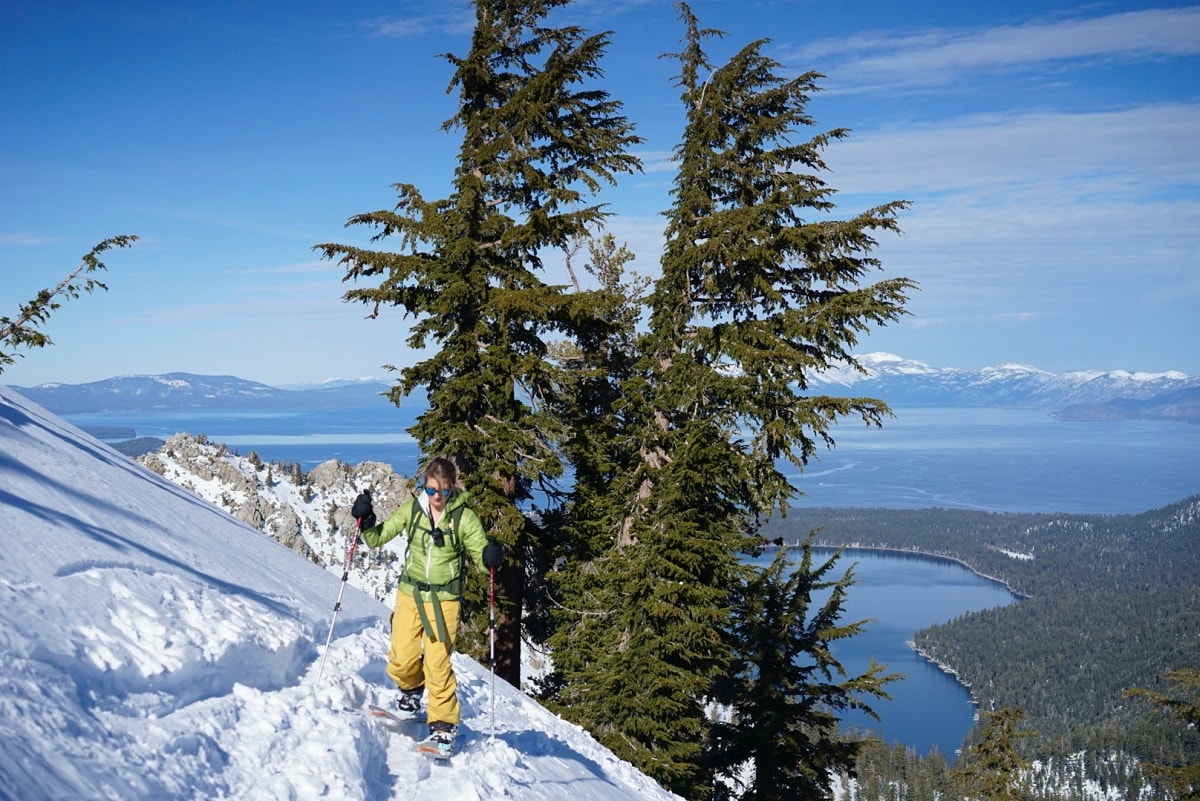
[0,383,680,801]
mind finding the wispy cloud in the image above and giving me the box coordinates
[365,3,474,39]
[785,6,1200,92]
[363,0,662,41]
[0,232,57,246]
[634,149,677,174]
[818,99,1200,320]
[827,103,1200,197]
[233,261,340,276]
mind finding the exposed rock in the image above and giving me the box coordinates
[135,434,413,602]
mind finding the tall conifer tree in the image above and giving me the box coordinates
[708,541,897,801]
[951,707,1037,801]
[1125,668,1200,801]
[545,4,914,797]
[315,0,641,684]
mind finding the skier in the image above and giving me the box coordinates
[351,456,503,756]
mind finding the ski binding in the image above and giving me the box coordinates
[417,732,456,761]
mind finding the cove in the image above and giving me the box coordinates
[746,546,1017,759]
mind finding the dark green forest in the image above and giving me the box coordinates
[760,495,1200,798]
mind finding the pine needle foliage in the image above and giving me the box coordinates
[319,0,914,792]
[708,541,898,801]
[544,4,914,798]
[658,3,915,486]
[314,0,641,683]
[1125,668,1200,800]
[532,232,646,660]
[951,707,1037,801]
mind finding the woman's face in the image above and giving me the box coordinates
[425,476,452,514]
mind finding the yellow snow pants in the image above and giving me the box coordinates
[387,592,461,725]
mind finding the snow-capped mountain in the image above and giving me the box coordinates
[10,372,392,414]
[810,353,1200,420]
[0,383,680,801]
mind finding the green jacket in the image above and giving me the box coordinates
[361,491,488,602]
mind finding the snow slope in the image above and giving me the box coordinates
[0,383,680,801]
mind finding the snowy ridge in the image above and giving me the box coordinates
[9,372,394,414]
[137,433,413,604]
[0,383,681,801]
[820,352,1186,388]
[809,352,1198,415]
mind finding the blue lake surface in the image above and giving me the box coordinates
[71,405,1200,514]
[746,548,1016,758]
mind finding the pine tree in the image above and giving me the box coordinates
[952,707,1037,801]
[536,233,645,651]
[708,541,898,801]
[314,0,641,684]
[544,5,913,797]
[657,2,914,488]
[545,230,753,798]
[1125,668,1200,800]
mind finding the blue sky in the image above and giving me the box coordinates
[2,0,1197,387]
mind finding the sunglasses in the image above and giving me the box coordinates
[423,486,454,498]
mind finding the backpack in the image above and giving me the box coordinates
[397,498,468,643]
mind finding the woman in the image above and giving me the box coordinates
[351,457,501,752]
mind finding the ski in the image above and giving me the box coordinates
[367,704,455,761]
[367,704,420,724]
[416,731,456,761]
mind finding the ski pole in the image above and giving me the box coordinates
[489,564,496,742]
[316,515,362,684]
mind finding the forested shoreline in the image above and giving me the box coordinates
[759,495,1200,798]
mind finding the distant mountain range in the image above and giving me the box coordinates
[6,372,392,414]
[8,355,1199,423]
[808,353,1199,422]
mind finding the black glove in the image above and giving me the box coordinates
[351,490,376,530]
[483,537,504,568]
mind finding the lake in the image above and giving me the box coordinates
[786,407,1200,514]
[68,404,1200,515]
[746,547,1017,758]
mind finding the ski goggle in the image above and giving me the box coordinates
[423,486,454,497]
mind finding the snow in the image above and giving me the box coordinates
[997,548,1034,561]
[1061,368,1190,382]
[0,383,681,801]
[809,352,942,385]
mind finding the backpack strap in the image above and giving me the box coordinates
[399,498,468,644]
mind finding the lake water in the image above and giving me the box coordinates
[786,407,1200,514]
[69,404,1200,514]
[746,547,1016,758]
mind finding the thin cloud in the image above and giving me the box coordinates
[365,4,474,39]
[826,103,1200,196]
[235,261,340,276]
[787,6,1200,92]
[364,0,661,42]
[0,232,57,246]
[634,149,677,174]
